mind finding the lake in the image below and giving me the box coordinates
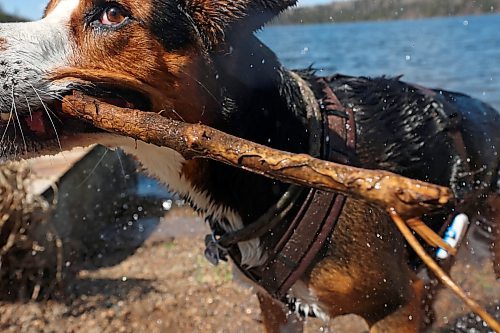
[258,14,500,110]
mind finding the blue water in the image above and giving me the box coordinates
[258,14,500,110]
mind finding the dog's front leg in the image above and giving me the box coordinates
[257,292,304,333]
[368,277,425,333]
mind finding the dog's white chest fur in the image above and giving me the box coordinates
[96,135,265,268]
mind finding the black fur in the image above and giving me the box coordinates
[189,35,312,223]
[326,74,499,200]
[149,0,198,50]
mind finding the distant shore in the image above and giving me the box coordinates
[274,0,500,25]
[2,0,499,25]
[0,11,23,23]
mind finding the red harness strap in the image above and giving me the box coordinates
[258,77,357,299]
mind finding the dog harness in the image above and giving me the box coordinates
[257,76,356,299]
[202,73,476,316]
[204,74,357,301]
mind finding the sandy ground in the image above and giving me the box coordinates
[0,205,498,333]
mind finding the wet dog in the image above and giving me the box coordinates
[0,1,498,332]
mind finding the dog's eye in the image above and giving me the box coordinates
[100,6,128,26]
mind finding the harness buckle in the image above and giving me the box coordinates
[204,233,228,266]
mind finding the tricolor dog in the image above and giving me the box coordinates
[0,1,498,332]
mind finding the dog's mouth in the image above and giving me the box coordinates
[0,85,151,140]
[0,83,152,157]
[0,102,66,142]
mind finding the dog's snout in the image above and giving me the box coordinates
[0,19,75,112]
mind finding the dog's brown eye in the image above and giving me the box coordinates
[100,6,127,26]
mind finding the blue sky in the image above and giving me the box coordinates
[0,0,336,20]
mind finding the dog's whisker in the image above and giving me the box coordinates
[34,89,89,121]
[51,94,83,116]
[114,150,127,180]
[77,148,109,188]
[24,95,34,122]
[11,85,28,154]
[29,84,63,151]
[160,108,186,122]
[177,68,222,109]
[0,85,15,147]
[30,87,62,123]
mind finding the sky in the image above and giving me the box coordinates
[0,0,336,20]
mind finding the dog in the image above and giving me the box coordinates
[0,0,498,332]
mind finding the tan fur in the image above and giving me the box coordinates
[257,292,304,333]
[44,0,61,15]
[309,200,420,326]
[486,195,500,277]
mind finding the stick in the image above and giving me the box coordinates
[389,209,500,332]
[407,218,457,256]
[61,93,453,219]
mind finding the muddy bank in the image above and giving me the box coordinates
[0,206,498,332]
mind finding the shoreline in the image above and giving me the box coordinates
[271,11,500,27]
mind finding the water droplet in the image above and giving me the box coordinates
[163,200,173,211]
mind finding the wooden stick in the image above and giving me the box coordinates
[61,93,454,219]
[389,209,500,332]
[407,218,457,256]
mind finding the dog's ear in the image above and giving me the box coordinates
[181,0,297,48]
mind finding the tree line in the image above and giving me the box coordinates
[0,7,23,22]
[275,0,500,25]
